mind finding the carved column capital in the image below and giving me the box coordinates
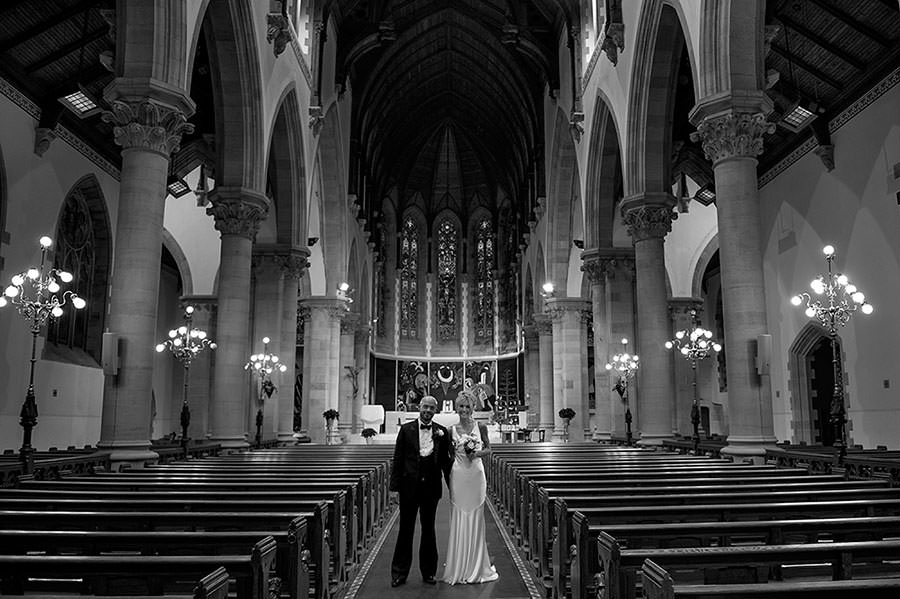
[544,298,591,323]
[668,297,704,322]
[277,250,310,280]
[690,112,775,165]
[299,297,351,322]
[101,99,194,156]
[266,13,292,58]
[581,256,606,285]
[622,204,676,242]
[340,312,360,334]
[531,313,553,336]
[206,187,270,240]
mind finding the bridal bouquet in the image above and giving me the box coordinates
[461,433,480,455]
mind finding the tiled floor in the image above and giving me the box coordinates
[344,495,541,599]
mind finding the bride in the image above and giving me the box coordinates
[441,390,499,584]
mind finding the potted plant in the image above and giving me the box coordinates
[323,409,340,445]
[361,427,377,445]
[558,407,576,442]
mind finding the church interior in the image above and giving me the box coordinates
[2,0,900,597]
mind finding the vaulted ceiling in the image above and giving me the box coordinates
[329,0,561,216]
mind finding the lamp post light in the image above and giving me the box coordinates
[791,245,873,465]
[0,236,86,472]
[155,306,216,456]
[665,311,722,454]
[245,337,286,448]
[606,338,639,446]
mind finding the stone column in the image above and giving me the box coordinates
[607,257,636,439]
[691,110,778,459]
[522,323,541,429]
[180,297,216,441]
[250,253,285,442]
[581,250,610,440]
[207,187,270,449]
[533,314,554,437]
[276,251,308,441]
[622,200,676,445]
[669,299,703,437]
[300,297,347,443]
[98,95,193,464]
[337,313,359,436]
[352,324,370,433]
[545,298,591,442]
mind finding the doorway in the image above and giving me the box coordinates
[788,323,844,447]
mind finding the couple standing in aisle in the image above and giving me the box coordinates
[389,392,499,587]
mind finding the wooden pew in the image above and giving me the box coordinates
[0,536,276,599]
[0,511,327,599]
[0,518,314,599]
[640,557,900,599]
[596,529,900,599]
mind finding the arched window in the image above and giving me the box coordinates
[46,178,111,363]
[436,218,458,340]
[474,218,494,341]
[376,225,386,337]
[399,216,418,338]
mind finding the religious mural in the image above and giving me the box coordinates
[464,360,496,411]
[430,361,463,411]
[397,360,428,410]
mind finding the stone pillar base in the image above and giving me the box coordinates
[105,449,160,471]
[721,435,780,464]
[277,431,296,442]
[636,434,668,446]
[212,437,251,452]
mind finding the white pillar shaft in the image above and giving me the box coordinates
[277,276,300,441]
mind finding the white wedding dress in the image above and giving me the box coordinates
[441,424,499,585]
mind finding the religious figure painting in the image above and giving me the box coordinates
[397,360,428,410]
[464,361,496,412]
[430,361,463,411]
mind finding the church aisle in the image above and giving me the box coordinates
[342,495,541,599]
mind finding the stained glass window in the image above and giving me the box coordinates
[399,217,418,338]
[437,218,457,339]
[474,218,494,340]
[47,189,97,353]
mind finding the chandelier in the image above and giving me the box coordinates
[155,305,216,454]
[605,338,639,445]
[790,244,872,464]
[665,310,721,453]
[0,236,86,471]
[245,336,286,448]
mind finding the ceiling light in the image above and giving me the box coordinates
[780,101,817,133]
[166,175,191,198]
[58,87,100,118]
[694,185,716,206]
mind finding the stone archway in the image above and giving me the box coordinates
[788,322,845,446]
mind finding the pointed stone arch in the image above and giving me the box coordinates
[546,109,579,290]
[317,103,348,291]
[197,0,265,190]
[266,86,308,246]
[787,322,847,446]
[0,142,6,271]
[697,0,767,102]
[625,1,693,197]
[45,174,113,364]
[160,229,193,296]
[584,94,623,249]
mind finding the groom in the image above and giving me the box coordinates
[389,395,453,587]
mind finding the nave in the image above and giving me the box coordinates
[3,443,900,599]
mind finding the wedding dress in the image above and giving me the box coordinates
[440,424,499,584]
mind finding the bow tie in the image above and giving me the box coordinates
[420,423,432,430]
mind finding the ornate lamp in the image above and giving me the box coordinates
[155,306,216,455]
[605,338,639,445]
[0,236,86,472]
[245,336,286,448]
[665,310,721,453]
[791,245,873,465]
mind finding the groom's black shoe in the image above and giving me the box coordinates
[423,576,437,585]
[391,577,406,587]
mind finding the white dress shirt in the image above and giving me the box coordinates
[418,419,435,457]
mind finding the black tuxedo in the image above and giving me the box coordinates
[390,419,453,580]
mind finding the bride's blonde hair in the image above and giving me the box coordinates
[456,390,476,408]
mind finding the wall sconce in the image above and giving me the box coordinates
[540,282,555,299]
[307,237,319,247]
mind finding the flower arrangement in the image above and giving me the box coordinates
[463,436,479,455]
[361,428,377,439]
[558,407,576,421]
[323,409,340,421]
